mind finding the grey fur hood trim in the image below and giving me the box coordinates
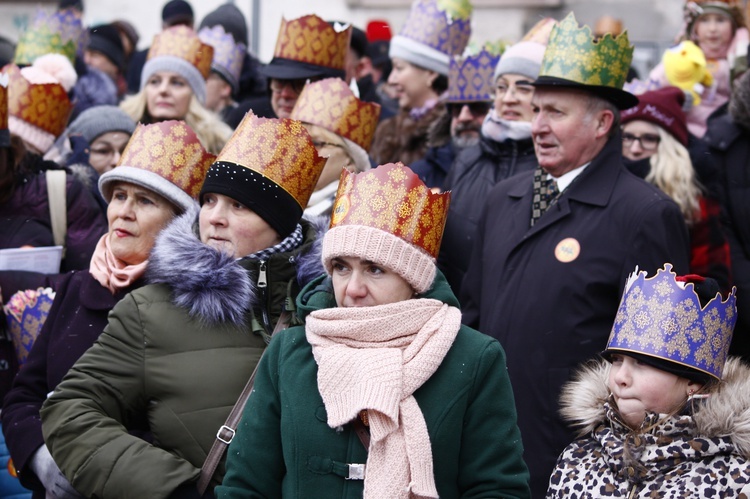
[559,357,750,457]
[147,202,256,326]
[296,214,328,286]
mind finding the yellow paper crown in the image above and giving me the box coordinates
[540,13,633,90]
[290,78,381,151]
[216,114,327,209]
[330,162,450,259]
[14,8,84,65]
[273,15,351,71]
[6,63,71,137]
[147,26,214,79]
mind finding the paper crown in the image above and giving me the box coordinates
[14,7,85,66]
[0,72,8,145]
[216,114,326,210]
[448,48,500,102]
[290,78,381,151]
[537,13,637,109]
[521,17,556,45]
[606,264,736,381]
[398,0,472,56]
[330,162,450,259]
[198,24,246,91]
[147,25,214,80]
[272,14,351,72]
[6,63,71,138]
[102,121,215,212]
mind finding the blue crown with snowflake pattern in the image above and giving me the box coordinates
[447,47,500,102]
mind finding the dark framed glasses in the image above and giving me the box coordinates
[446,101,492,118]
[622,132,661,150]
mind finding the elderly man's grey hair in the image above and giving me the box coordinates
[585,94,621,138]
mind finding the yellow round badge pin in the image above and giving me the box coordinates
[555,237,580,263]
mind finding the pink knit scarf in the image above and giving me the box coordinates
[306,298,461,499]
[89,233,148,294]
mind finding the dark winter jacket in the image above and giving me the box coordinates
[459,134,691,498]
[370,103,446,167]
[547,358,750,497]
[704,105,750,359]
[410,108,455,188]
[438,134,537,294]
[40,210,324,498]
[216,272,531,499]
[2,270,141,498]
[0,158,108,272]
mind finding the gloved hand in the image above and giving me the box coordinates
[29,444,84,499]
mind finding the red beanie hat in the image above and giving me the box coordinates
[621,86,689,146]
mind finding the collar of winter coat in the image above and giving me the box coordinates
[506,131,626,207]
[294,268,459,323]
[146,203,325,326]
[559,357,750,460]
[479,131,535,159]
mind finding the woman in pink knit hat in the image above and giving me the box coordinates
[216,162,530,499]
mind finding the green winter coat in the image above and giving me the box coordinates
[40,211,324,498]
[216,272,531,499]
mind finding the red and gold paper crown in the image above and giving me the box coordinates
[14,7,85,66]
[147,25,214,79]
[330,162,450,259]
[290,78,381,151]
[116,121,215,203]
[273,14,351,71]
[6,63,71,138]
[216,114,326,209]
[0,72,8,132]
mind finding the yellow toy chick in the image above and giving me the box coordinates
[663,40,714,106]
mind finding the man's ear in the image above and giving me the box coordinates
[595,109,615,138]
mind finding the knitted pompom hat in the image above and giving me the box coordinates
[322,162,450,294]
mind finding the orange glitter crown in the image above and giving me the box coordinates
[216,113,327,209]
[290,78,381,151]
[117,120,215,201]
[273,15,351,71]
[147,25,214,79]
[330,162,450,259]
[5,64,71,137]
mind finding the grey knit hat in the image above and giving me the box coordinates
[493,41,546,81]
[141,56,207,104]
[66,105,136,143]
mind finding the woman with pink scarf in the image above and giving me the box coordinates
[216,163,530,499]
[2,120,214,499]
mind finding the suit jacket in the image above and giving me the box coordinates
[460,133,691,498]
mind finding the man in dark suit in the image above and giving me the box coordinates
[459,14,691,497]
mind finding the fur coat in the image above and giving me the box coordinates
[370,103,446,166]
[547,357,750,498]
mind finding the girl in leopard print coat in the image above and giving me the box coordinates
[547,269,750,498]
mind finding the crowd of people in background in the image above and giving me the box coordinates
[1,0,750,497]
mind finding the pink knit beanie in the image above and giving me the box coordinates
[322,162,451,294]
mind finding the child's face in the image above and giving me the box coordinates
[694,13,734,58]
[607,354,693,429]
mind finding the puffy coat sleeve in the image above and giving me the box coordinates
[457,332,531,498]
[214,327,286,499]
[39,292,199,498]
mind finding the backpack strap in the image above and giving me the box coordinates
[45,170,67,256]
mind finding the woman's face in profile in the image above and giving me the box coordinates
[330,255,414,308]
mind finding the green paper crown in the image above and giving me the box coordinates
[540,12,633,90]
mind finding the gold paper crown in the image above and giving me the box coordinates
[14,8,84,65]
[539,13,633,90]
[521,17,556,45]
[147,26,214,79]
[116,121,216,201]
[273,15,351,71]
[216,113,327,209]
[330,162,450,259]
[6,64,71,137]
[290,78,381,151]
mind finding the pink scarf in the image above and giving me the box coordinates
[306,298,461,499]
[89,233,148,294]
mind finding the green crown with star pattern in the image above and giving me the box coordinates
[539,12,633,90]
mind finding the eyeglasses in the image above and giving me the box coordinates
[622,132,661,150]
[270,78,314,94]
[495,81,534,98]
[446,101,491,118]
